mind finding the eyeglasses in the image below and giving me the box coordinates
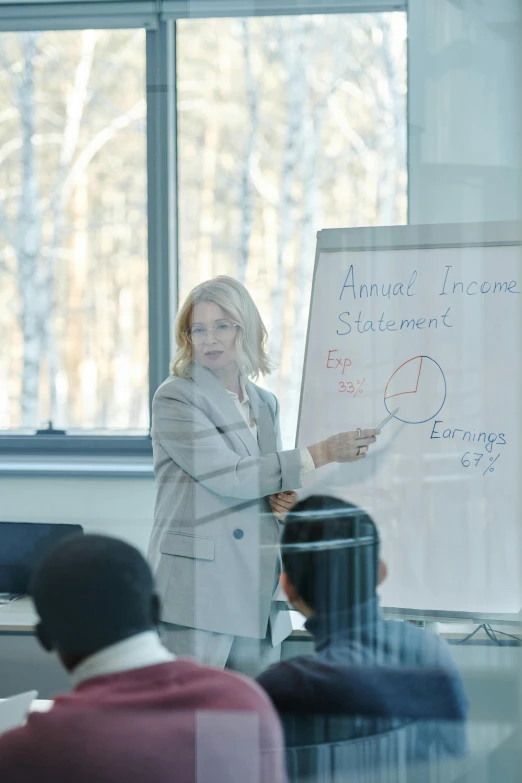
[186,321,240,345]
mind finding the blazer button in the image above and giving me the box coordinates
[233,528,244,540]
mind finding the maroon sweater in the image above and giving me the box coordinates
[0,659,286,783]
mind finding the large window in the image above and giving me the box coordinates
[0,29,148,434]
[0,9,406,451]
[177,13,407,446]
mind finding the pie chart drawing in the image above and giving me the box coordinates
[384,356,446,425]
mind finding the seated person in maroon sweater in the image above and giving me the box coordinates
[0,535,286,783]
[257,496,468,759]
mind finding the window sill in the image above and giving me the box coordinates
[0,455,154,479]
[0,435,154,478]
[0,435,154,476]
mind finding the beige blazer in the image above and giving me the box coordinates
[148,362,301,643]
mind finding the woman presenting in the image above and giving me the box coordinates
[148,276,378,675]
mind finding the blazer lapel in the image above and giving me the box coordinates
[189,362,261,456]
[247,382,277,455]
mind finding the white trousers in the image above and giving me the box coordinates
[161,622,281,678]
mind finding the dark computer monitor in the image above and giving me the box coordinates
[0,521,84,595]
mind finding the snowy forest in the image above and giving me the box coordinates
[0,13,406,447]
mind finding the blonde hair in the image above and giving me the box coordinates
[171,276,273,380]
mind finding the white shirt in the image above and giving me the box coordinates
[70,631,175,689]
[226,376,258,442]
[225,378,315,475]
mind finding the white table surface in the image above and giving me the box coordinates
[0,597,518,642]
[0,698,53,712]
[0,597,38,632]
[0,598,306,635]
[29,699,53,713]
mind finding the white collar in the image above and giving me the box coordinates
[70,631,175,689]
[226,375,249,402]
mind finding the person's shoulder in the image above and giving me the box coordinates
[409,622,456,664]
[257,656,370,716]
[0,712,52,767]
[0,723,28,759]
[153,374,193,403]
[257,657,313,702]
[385,618,461,673]
[258,656,310,684]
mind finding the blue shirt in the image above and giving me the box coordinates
[257,598,468,759]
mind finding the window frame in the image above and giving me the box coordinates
[0,3,159,32]
[0,0,407,474]
[161,0,405,20]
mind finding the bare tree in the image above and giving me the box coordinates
[44,30,98,422]
[0,18,406,435]
[15,33,43,427]
[284,22,351,436]
[237,19,259,284]
[0,31,146,428]
[269,17,307,388]
[376,15,406,226]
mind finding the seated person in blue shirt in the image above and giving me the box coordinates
[257,495,468,759]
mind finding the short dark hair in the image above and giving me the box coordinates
[281,496,379,614]
[30,535,157,656]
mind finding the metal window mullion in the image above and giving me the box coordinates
[161,0,407,20]
[146,21,178,422]
[0,2,159,31]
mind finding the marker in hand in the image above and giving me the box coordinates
[377,407,400,430]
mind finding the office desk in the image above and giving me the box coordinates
[0,602,302,636]
[1,598,521,713]
[0,598,68,698]
[0,698,53,713]
[29,699,53,712]
[0,598,37,634]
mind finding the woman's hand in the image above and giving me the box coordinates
[308,429,379,469]
[269,490,298,520]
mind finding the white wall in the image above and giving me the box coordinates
[409,0,521,224]
[0,476,155,554]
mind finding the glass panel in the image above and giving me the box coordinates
[0,29,148,433]
[177,13,407,447]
